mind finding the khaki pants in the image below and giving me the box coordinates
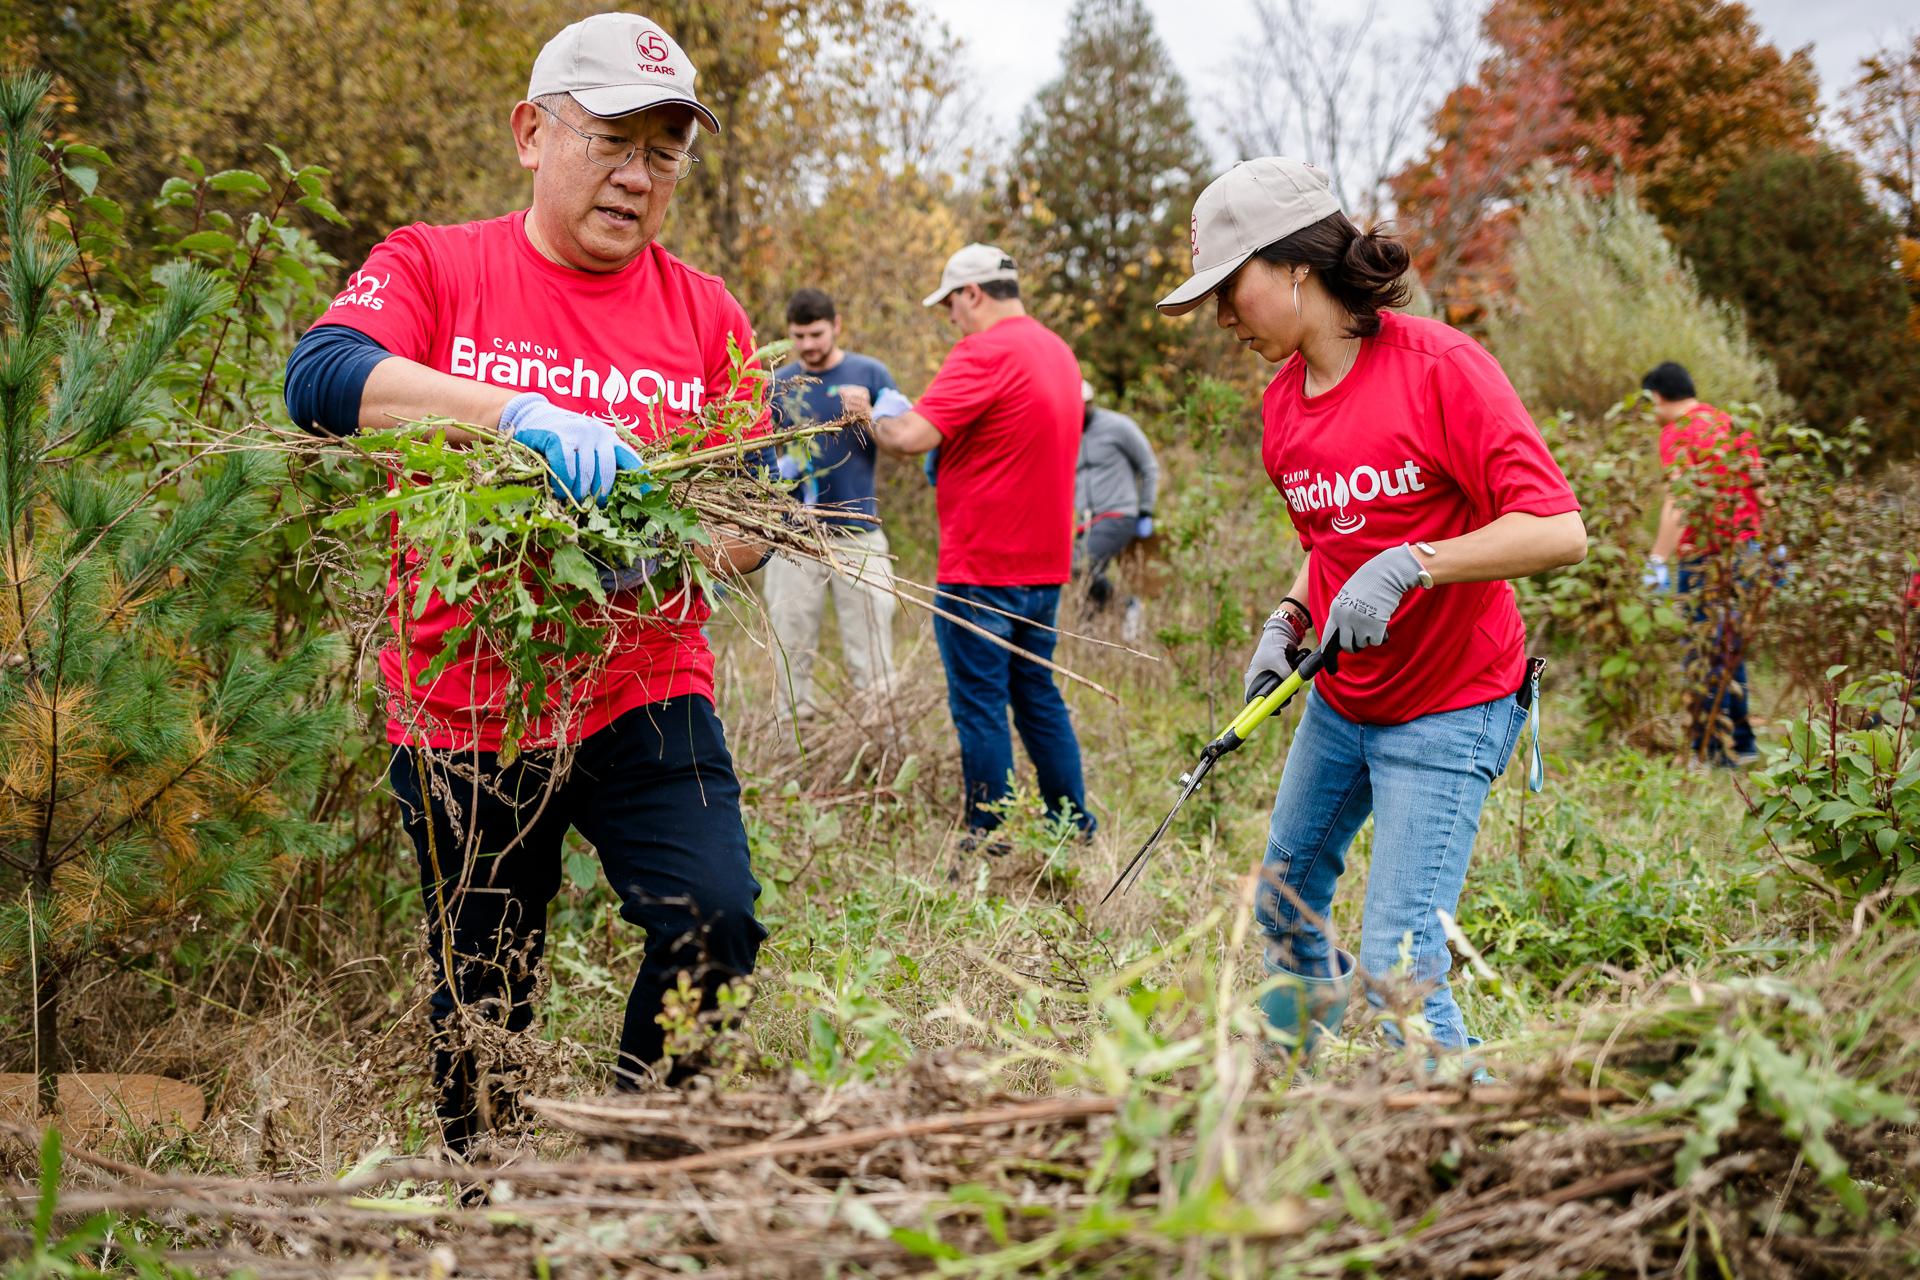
[765,527,898,721]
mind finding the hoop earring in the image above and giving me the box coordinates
[1291,277,1302,317]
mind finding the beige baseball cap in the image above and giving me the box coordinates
[923,243,1020,308]
[1157,157,1341,316]
[528,13,722,134]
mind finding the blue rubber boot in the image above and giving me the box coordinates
[1257,948,1354,1061]
[1426,1035,1497,1085]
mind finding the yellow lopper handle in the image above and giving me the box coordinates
[1209,644,1339,758]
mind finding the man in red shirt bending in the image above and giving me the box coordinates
[283,12,768,1154]
[870,246,1094,849]
[1642,361,1763,765]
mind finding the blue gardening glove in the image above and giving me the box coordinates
[776,453,803,482]
[923,445,939,487]
[1136,513,1154,538]
[1642,556,1671,592]
[1323,544,1425,653]
[873,387,914,420]
[1244,607,1304,703]
[501,392,643,505]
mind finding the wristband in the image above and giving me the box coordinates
[1277,596,1311,628]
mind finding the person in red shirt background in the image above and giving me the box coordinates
[282,12,769,1155]
[871,245,1094,850]
[1641,361,1764,765]
[1157,158,1586,1065]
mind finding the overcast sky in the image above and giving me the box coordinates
[923,0,1913,160]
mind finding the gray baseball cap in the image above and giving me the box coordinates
[528,13,722,134]
[923,243,1020,307]
[1157,157,1342,316]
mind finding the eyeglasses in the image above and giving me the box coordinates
[536,102,699,182]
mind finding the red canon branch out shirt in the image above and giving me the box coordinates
[1262,312,1580,725]
[314,210,762,751]
[915,315,1084,585]
[1659,404,1763,557]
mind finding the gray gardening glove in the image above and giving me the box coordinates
[1322,544,1425,653]
[1244,608,1305,703]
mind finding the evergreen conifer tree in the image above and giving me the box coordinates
[0,72,342,1112]
[1012,0,1211,397]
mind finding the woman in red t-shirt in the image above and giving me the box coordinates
[1157,158,1587,1066]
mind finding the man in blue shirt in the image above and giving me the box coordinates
[767,288,902,725]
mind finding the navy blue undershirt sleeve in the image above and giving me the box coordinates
[283,324,395,437]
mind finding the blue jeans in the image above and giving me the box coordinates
[934,583,1093,834]
[1677,561,1757,758]
[1254,688,1527,1049]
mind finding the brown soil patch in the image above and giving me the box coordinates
[0,1073,206,1142]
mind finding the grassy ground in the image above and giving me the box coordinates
[3,434,1914,1275]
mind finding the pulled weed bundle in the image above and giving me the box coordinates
[297,338,1114,763]
[308,339,871,758]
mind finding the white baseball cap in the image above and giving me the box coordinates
[1157,157,1342,316]
[923,243,1020,308]
[528,13,722,134]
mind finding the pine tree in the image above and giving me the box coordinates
[1011,0,1211,397]
[1681,147,1920,453]
[0,73,343,1112]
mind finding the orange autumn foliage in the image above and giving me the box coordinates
[1389,3,1633,322]
[1511,0,1818,225]
[1392,0,1818,322]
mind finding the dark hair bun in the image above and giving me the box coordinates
[1254,213,1412,338]
[1342,231,1412,292]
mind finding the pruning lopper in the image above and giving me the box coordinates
[1100,643,1339,904]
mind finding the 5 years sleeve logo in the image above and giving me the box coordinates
[329,270,390,311]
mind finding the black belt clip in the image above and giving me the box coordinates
[1517,656,1547,710]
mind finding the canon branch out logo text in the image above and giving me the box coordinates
[450,336,705,415]
[1279,460,1427,536]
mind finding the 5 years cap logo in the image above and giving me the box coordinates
[635,30,674,71]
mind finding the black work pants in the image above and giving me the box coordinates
[389,695,765,1153]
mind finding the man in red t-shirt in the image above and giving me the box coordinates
[870,246,1094,847]
[1641,361,1762,764]
[282,12,768,1153]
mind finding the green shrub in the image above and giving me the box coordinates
[1526,398,1915,748]
[1464,753,1766,997]
[1485,181,1786,422]
[1519,410,1688,744]
[1755,424,1920,697]
[1747,659,1920,902]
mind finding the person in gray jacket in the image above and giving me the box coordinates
[1074,381,1159,627]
